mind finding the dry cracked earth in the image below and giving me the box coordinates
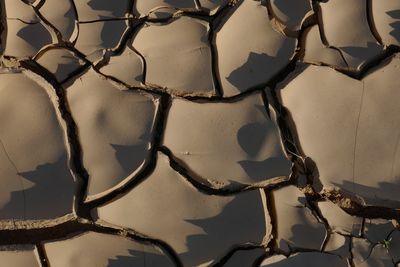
[0,0,400,266]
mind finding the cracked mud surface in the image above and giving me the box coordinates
[0,0,399,266]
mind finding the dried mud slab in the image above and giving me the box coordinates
[35,48,87,83]
[301,25,348,69]
[215,0,297,97]
[3,0,39,23]
[0,72,76,220]
[0,0,399,264]
[260,252,348,267]
[98,46,144,87]
[1,0,54,58]
[132,16,215,96]
[163,91,291,189]
[0,245,41,267]
[272,185,326,253]
[38,0,78,42]
[198,0,230,15]
[66,69,159,200]
[317,201,363,236]
[44,231,175,267]
[352,237,375,266]
[354,242,394,267]
[388,230,400,263]
[96,153,270,266]
[269,0,313,32]
[319,0,383,71]
[277,55,400,208]
[74,0,132,21]
[3,20,52,58]
[364,219,396,244]
[74,20,129,60]
[324,232,351,258]
[133,0,197,18]
[371,0,400,47]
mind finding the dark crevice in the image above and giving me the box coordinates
[208,13,223,97]
[264,188,279,254]
[159,146,249,196]
[311,1,350,68]
[193,0,201,10]
[126,21,148,84]
[84,94,171,209]
[211,0,243,32]
[0,0,6,56]
[19,59,91,220]
[1,0,400,265]
[348,237,356,267]
[88,221,183,267]
[287,247,337,256]
[31,6,63,43]
[159,145,291,196]
[211,244,266,267]
[5,18,39,25]
[349,45,400,80]
[79,17,134,24]
[366,0,383,45]
[94,17,146,70]
[306,199,331,252]
[0,217,182,267]
[31,43,92,85]
[32,43,94,84]
[68,0,79,45]
[36,243,49,267]
[306,189,400,220]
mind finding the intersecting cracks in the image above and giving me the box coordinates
[265,0,317,39]
[83,93,170,210]
[307,188,400,221]
[159,146,292,197]
[94,17,146,70]
[19,59,91,220]
[2,1,400,266]
[0,216,183,267]
[349,234,396,266]
[16,0,64,44]
[308,0,400,79]
[306,200,331,251]
[311,0,349,67]
[32,44,91,84]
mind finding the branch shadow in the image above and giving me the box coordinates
[16,24,52,52]
[107,249,173,267]
[226,40,294,92]
[110,142,148,174]
[1,155,75,220]
[236,104,291,181]
[181,192,266,266]
[87,0,130,18]
[387,10,400,42]
[99,19,127,50]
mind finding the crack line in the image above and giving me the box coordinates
[0,138,26,220]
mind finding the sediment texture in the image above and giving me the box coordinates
[0,0,399,266]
